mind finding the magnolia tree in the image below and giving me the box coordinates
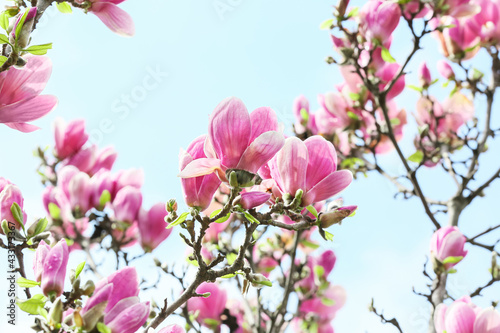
[1,0,500,332]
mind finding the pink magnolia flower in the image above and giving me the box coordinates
[33,240,51,282]
[40,239,69,298]
[296,250,337,293]
[416,93,474,140]
[91,146,118,174]
[468,0,500,45]
[267,136,352,207]
[300,285,346,321]
[430,226,468,269]
[0,183,27,232]
[314,92,351,136]
[9,7,37,49]
[79,0,135,37]
[0,56,57,132]
[440,0,481,18]
[138,203,172,252]
[68,171,92,214]
[179,135,222,210]
[434,297,500,333]
[433,17,481,61]
[293,95,310,134]
[92,266,140,313]
[105,297,150,333]
[54,118,88,160]
[187,282,227,328]
[63,145,98,174]
[112,186,142,224]
[358,0,401,43]
[402,0,431,19]
[376,62,406,100]
[437,60,455,79]
[236,191,271,210]
[419,62,432,87]
[178,97,285,184]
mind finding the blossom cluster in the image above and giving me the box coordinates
[39,118,172,253]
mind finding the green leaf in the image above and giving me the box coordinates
[221,273,236,278]
[243,212,260,224]
[74,261,86,280]
[10,202,24,226]
[321,297,336,306]
[0,33,9,44]
[38,307,48,320]
[48,203,61,220]
[324,230,334,241]
[255,280,272,287]
[347,111,359,121]
[0,12,9,31]
[166,212,189,229]
[407,151,424,164]
[14,9,29,42]
[97,322,112,333]
[34,218,48,236]
[0,55,7,66]
[346,7,359,18]
[348,92,360,101]
[99,190,111,207]
[306,205,318,218]
[215,213,230,224]
[407,84,423,92]
[447,268,457,274]
[319,18,334,30]
[313,265,325,278]
[24,43,53,55]
[300,108,309,123]
[56,2,73,14]
[390,118,401,126]
[16,277,40,288]
[227,252,237,265]
[442,256,463,265]
[381,46,396,63]
[300,239,320,249]
[17,294,46,315]
[204,318,219,327]
[210,208,222,218]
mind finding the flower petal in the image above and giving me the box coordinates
[304,136,337,191]
[236,131,285,174]
[273,137,308,196]
[178,158,222,178]
[303,170,353,206]
[208,97,251,169]
[0,95,57,124]
[249,106,279,142]
[91,2,135,37]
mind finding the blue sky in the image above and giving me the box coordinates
[1,1,500,332]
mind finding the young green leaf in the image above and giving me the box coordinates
[17,277,40,288]
[56,2,73,14]
[17,294,46,315]
[97,322,112,333]
[14,9,30,42]
[215,213,231,224]
[210,208,222,218]
[0,12,9,31]
[243,212,260,224]
[166,212,189,229]
[99,190,111,207]
[381,46,396,63]
[34,217,48,236]
[319,18,334,30]
[48,203,61,220]
[75,261,86,280]
[306,205,319,218]
[0,33,9,44]
[24,43,53,55]
[407,151,424,164]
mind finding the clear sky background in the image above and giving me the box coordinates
[1,0,500,332]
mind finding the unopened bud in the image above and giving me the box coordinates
[48,297,63,326]
[166,199,177,213]
[9,7,37,49]
[81,280,95,296]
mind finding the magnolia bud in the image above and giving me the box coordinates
[48,297,63,326]
[82,280,95,296]
[166,199,178,213]
[9,7,37,49]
